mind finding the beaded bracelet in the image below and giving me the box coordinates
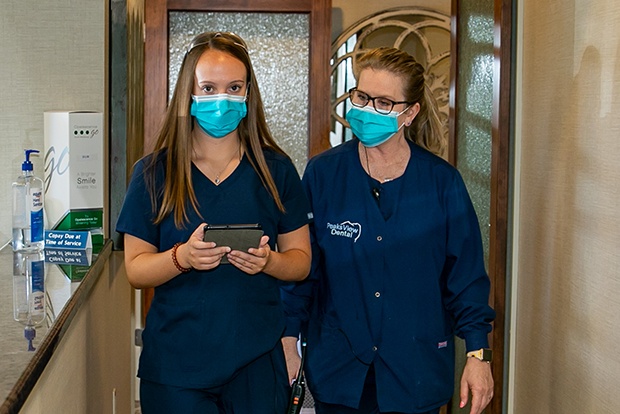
[171,242,191,273]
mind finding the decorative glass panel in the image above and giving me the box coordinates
[452,1,494,413]
[457,8,493,259]
[329,8,451,149]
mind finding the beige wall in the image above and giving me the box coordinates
[0,1,106,245]
[511,1,620,413]
[20,253,133,414]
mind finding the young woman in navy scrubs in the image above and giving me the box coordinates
[282,47,495,414]
[116,32,311,413]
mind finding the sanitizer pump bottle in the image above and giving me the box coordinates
[12,149,45,251]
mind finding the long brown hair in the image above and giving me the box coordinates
[145,32,288,229]
[354,47,446,156]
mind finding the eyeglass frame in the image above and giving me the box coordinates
[348,87,411,115]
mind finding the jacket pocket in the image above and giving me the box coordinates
[409,333,455,408]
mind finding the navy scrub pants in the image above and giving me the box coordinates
[139,342,289,414]
[313,364,441,414]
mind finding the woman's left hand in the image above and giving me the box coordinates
[459,356,494,414]
[227,235,271,275]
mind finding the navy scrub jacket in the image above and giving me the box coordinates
[282,139,495,413]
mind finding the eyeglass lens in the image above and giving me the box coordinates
[349,89,408,115]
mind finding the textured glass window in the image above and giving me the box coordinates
[457,7,493,260]
[452,2,494,413]
[169,12,310,175]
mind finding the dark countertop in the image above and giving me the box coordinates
[0,240,112,414]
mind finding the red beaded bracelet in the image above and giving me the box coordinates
[171,242,191,273]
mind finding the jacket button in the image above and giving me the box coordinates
[372,346,378,351]
[374,291,381,298]
[377,236,382,241]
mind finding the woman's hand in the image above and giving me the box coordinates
[180,223,231,271]
[282,336,302,386]
[459,357,494,414]
[226,225,310,280]
[124,223,229,288]
[227,235,271,274]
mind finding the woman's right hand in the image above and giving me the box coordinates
[123,224,231,289]
[179,223,231,271]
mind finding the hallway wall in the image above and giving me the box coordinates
[511,1,620,412]
[0,0,106,245]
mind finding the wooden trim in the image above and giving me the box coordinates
[449,1,511,413]
[308,0,332,157]
[143,0,169,154]
[168,0,312,12]
[448,0,459,167]
[126,2,145,170]
[488,0,512,412]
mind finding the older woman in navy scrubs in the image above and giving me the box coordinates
[117,32,311,413]
[282,47,495,414]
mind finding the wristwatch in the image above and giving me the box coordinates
[467,348,492,362]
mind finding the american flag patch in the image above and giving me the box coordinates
[437,341,448,349]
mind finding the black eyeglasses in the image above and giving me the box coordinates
[348,88,410,115]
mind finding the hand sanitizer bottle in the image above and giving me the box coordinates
[12,149,45,251]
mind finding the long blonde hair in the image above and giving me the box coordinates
[145,32,288,229]
[354,47,446,156]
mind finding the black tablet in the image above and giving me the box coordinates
[203,224,264,264]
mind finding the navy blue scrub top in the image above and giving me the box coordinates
[117,148,311,389]
[282,139,495,412]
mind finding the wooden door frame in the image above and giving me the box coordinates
[488,0,512,412]
[144,0,331,155]
[449,0,512,413]
[138,2,511,411]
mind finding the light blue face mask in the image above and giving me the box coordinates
[190,93,248,138]
[346,106,407,147]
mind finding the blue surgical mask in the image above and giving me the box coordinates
[346,106,407,147]
[190,93,248,138]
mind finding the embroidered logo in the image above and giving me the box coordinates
[437,341,448,349]
[326,221,362,242]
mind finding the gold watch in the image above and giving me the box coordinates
[467,348,492,362]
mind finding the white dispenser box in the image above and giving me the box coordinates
[44,111,104,245]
